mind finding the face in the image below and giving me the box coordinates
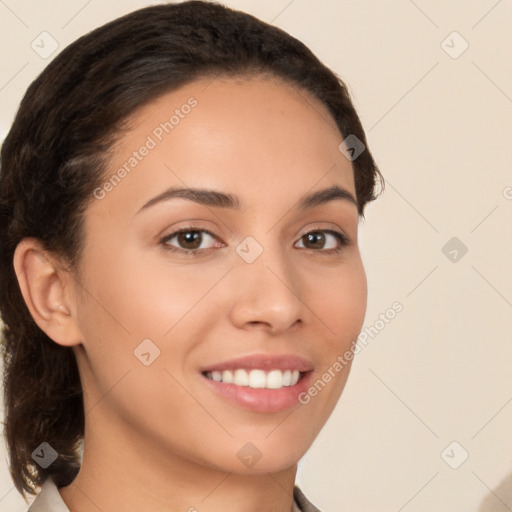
[71,74,367,474]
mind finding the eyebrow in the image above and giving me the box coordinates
[137,184,358,213]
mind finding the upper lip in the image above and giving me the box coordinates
[200,353,314,373]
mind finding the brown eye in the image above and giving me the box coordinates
[162,229,219,253]
[176,231,202,249]
[302,232,326,250]
[295,230,349,252]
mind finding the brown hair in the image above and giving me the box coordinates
[0,0,384,500]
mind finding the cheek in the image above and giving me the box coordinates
[308,256,367,349]
[74,246,232,390]
[292,259,366,431]
[77,244,215,339]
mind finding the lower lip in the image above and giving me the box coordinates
[201,372,313,413]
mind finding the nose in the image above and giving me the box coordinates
[227,241,304,334]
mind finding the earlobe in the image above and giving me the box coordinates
[13,237,83,347]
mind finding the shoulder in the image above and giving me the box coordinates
[26,477,70,512]
[293,485,323,512]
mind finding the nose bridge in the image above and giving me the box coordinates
[235,233,294,287]
[229,232,303,330]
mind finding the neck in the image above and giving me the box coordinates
[58,418,298,512]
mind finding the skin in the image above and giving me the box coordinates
[14,74,367,512]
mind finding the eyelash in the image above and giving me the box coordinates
[160,226,350,257]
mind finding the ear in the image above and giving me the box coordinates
[13,237,83,347]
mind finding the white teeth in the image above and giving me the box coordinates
[233,369,249,386]
[267,370,284,389]
[221,370,233,383]
[205,368,303,389]
[248,369,267,388]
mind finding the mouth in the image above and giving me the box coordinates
[200,354,314,413]
[202,368,303,389]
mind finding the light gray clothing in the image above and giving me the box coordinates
[26,476,322,511]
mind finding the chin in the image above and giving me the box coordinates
[230,438,310,475]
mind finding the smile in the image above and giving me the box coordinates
[203,368,301,389]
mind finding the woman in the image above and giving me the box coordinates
[0,1,384,511]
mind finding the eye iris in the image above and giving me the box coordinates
[305,232,325,249]
[178,231,202,249]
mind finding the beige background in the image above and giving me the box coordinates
[1,1,511,511]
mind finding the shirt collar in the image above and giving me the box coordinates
[27,477,317,511]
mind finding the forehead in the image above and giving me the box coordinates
[90,74,356,217]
